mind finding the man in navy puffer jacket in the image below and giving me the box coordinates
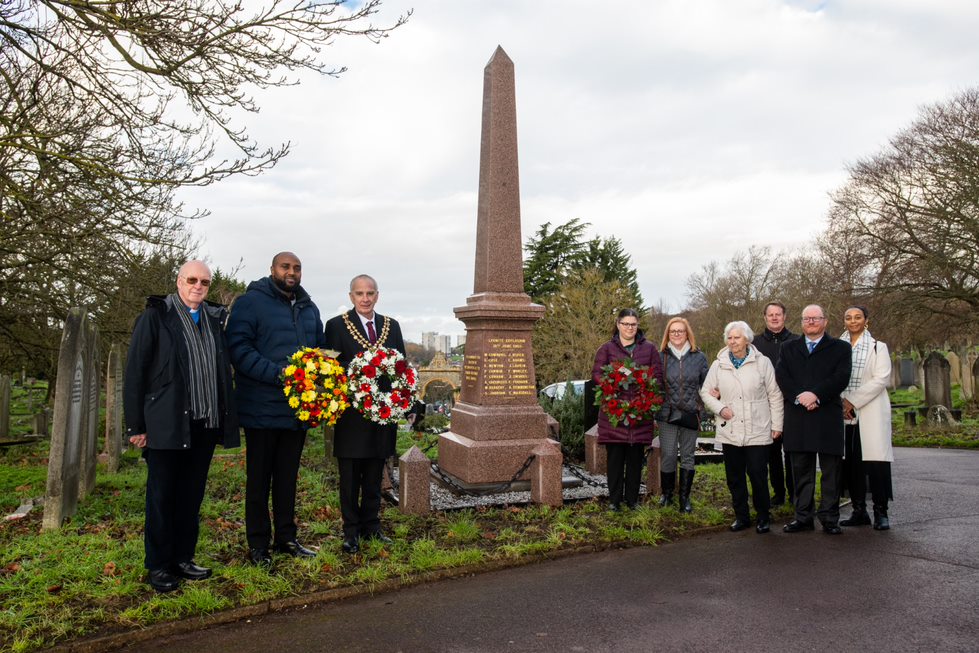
[227,252,324,565]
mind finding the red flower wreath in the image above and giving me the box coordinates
[593,358,664,427]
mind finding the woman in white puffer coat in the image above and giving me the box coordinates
[701,321,784,534]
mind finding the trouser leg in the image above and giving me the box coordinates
[867,461,893,511]
[816,452,843,526]
[658,423,679,473]
[783,443,795,502]
[677,427,698,471]
[843,424,867,508]
[623,444,645,506]
[143,447,177,570]
[270,429,306,545]
[605,444,626,506]
[790,452,816,523]
[244,429,275,550]
[723,444,750,522]
[357,458,386,536]
[746,445,771,519]
[173,422,218,563]
[768,440,785,502]
[337,457,362,539]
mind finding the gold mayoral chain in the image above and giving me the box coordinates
[342,312,391,351]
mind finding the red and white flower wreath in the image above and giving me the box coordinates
[347,347,418,425]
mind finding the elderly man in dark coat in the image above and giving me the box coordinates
[324,274,406,554]
[775,304,852,534]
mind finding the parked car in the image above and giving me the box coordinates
[539,380,587,401]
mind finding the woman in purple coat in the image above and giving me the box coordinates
[592,309,665,510]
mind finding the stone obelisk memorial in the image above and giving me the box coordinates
[437,47,558,486]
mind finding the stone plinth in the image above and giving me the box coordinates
[437,47,553,487]
[584,424,606,475]
[399,446,432,515]
[645,437,662,496]
[79,326,100,499]
[530,441,563,507]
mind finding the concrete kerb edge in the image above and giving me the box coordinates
[49,523,734,653]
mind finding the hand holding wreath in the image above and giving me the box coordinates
[593,358,664,427]
[347,347,418,425]
[281,347,351,428]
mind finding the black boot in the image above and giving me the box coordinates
[678,468,695,514]
[873,505,890,530]
[840,502,871,527]
[659,471,676,507]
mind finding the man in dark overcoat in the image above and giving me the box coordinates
[754,301,801,506]
[775,304,852,534]
[124,260,240,592]
[324,274,406,554]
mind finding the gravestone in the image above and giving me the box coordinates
[898,358,916,388]
[923,351,952,411]
[584,424,606,475]
[79,326,101,498]
[43,308,95,530]
[960,350,976,401]
[973,356,979,404]
[104,343,124,473]
[0,375,10,438]
[946,351,961,385]
[33,411,48,437]
[438,47,558,487]
[645,438,662,496]
[530,441,562,507]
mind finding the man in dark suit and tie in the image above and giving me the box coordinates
[775,304,852,535]
[324,274,406,554]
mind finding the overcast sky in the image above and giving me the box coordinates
[183,0,979,342]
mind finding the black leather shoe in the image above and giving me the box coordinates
[362,532,393,545]
[841,509,871,527]
[608,503,621,512]
[658,493,674,507]
[783,519,815,533]
[730,519,751,532]
[148,568,180,593]
[274,540,317,558]
[248,548,272,567]
[873,507,890,530]
[756,518,771,534]
[822,523,843,535]
[172,561,212,581]
[342,537,360,554]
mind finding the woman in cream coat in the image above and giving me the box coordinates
[840,306,894,530]
[701,321,784,534]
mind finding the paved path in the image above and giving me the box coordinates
[122,448,979,652]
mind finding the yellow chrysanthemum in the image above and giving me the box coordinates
[288,396,300,409]
[283,386,291,396]
[298,410,310,421]
[285,365,297,377]
[301,390,316,403]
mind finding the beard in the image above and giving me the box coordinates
[271,275,296,293]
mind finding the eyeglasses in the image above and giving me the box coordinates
[801,316,825,323]
[669,329,686,336]
[182,276,212,287]
[618,322,639,328]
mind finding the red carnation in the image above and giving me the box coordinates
[363,366,377,379]
[364,396,373,409]
[379,405,391,419]
[395,359,407,375]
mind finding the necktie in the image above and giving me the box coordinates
[808,341,816,353]
[366,320,377,345]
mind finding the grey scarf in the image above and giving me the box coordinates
[168,294,219,428]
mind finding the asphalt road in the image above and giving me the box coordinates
[121,447,979,652]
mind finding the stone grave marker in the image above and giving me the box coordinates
[438,47,559,487]
[79,325,101,498]
[398,446,431,515]
[923,351,952,410]
[946,351,961,385]
[43,308,91,530]
[898,358,916,388]
[104,343,124,473]
[0,375,10,439]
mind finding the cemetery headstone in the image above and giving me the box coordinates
[898,358,916,388]
[79,326,101,498]
[923,351,952,411]
[43,308,91,530]
[398,446,431,515]
[946,351,961,385]
[0,375,10,439]
[104,343,124,473]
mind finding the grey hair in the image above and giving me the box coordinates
[349,274,378,291]
[723,320,754,342]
